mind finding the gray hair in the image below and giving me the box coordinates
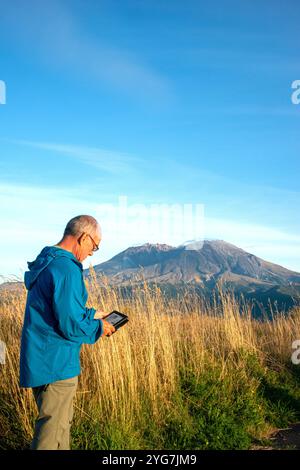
[63,215,100,238]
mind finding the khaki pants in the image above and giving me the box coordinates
[30,376,78,450]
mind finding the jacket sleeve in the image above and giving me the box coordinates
[51,269,103,344]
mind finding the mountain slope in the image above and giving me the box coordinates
[87,240,300,287]
[84,240,300,314]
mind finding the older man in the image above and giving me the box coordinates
[20,215,115,450]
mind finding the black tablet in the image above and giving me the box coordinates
[104,310,129,331]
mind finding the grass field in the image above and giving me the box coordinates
[0,269,300,450]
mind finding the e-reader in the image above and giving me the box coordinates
[104,310,129,331]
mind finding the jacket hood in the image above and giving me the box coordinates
[24,246,83,290]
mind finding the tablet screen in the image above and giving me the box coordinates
[106,312,123,326]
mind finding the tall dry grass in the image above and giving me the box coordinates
[0,268,300,448]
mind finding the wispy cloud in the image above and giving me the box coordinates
[1,0,171,103]
[9,138,142,175]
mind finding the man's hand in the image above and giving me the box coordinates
[93,310,116,336]
[101,319,116,337]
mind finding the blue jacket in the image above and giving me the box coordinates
[20,245,103,388]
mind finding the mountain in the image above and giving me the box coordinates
[84,240,300,316]
[86,240,300,286]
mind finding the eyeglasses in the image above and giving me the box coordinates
[87,233,99,252]
[79,232,99,252]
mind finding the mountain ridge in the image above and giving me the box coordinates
[83,239,300,315]
[87,239,300,286]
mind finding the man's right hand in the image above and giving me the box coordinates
[101,319,116,337]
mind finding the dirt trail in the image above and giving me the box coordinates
[251,423,300,450]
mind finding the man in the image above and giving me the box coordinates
[19,215,115,450]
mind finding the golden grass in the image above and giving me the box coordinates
[0,268,300,445]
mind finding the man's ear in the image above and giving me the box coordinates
[78,233,85,245]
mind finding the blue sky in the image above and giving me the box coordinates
[0,0,300,281]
